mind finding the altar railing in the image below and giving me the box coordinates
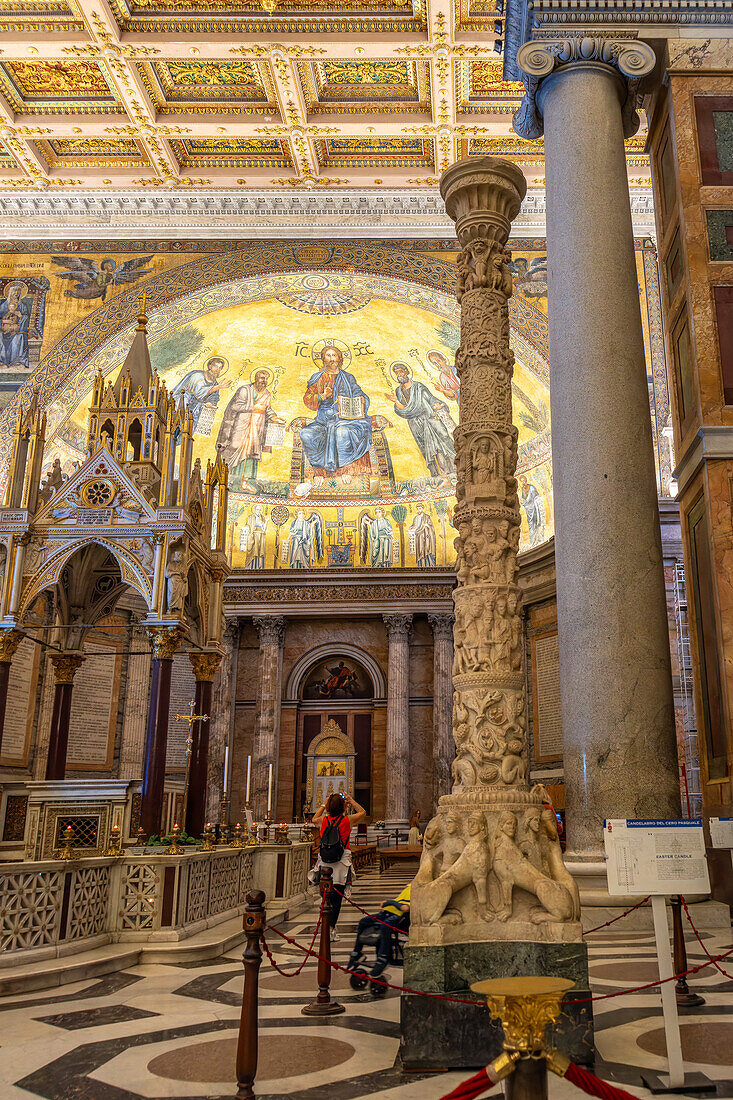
[0,842,310,962]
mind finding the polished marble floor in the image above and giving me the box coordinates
[1,865,732,1100]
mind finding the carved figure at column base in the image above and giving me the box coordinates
[411,791,581,946]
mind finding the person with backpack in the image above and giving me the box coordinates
[312,792,366,940]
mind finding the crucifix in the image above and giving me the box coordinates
[175,697,210,834]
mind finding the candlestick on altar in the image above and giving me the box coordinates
[223,745,229,796]
[245,755,251,804]
[267,762,273,814]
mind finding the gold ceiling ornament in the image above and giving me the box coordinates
[272,175,349,187]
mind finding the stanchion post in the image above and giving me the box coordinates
[236,889,266,1100]
[302,866,345,1016]
[672,896,705,1008]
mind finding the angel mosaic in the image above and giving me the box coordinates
[51,255,154,302]
[359,507,393,567]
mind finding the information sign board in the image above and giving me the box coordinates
[604,819,709,897]
[709,817,733,849]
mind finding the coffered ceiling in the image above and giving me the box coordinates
[0,0,650,193]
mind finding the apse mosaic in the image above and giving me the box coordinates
[0,239,672,569]
[35,268,553,567]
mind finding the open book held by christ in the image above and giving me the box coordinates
[337,394,366,420]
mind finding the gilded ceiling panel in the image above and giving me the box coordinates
[0,0,83,32]
[0,60,123,114]
[316,137,434,168]
[171,137,292,168]
[106,0,424,34]
[137,59,278,115]
[39,137,148,167]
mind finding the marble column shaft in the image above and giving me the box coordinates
[428,613,454,808]
[208,620,237,824]
[383,613,412,824]
[516,39,680,859]
[45,653,85,781]
[0,630,21,760]
[140,627,183,837]
[186,652,221,838]
[252,616,285,819]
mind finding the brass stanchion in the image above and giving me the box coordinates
[471,976,575,1100]
[301,866,345,1016]
[236,890,266,1100]
[672,896,705,1007]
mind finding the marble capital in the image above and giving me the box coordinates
[383,612,413,639]
[189,651,222,683]
[428,612,455,640]
[0,628,22,663]
[253,615,286,648]
[514,37,656,140]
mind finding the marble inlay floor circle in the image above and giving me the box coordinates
[259,967,352,992]
[637,1022,733,1065]
[147,1034,356,1083]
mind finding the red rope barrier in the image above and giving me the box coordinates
[564,1062,642,1100]
[437,1066,497,1100]
[680,895,733,981]
[333,887,409,934]
[573,940,733,1002]
[262,921,482,1004]
[260,894,325,978]
[583,896,651,936]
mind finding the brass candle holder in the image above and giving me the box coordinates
[58,824,76,861]
[229,822,243,848]
[105,823,124,857]
[201,822,216,851]
[165,823,185,855]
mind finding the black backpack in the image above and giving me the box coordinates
[320,815,345,863]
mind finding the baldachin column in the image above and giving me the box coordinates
[428,612,454,808]
[186,651,221,838]
[383,613,412,826]
[45,653,85,780]
[0,629,21,760]
[140,626,183,837]
[516,38,681,862]
[252,616,285,819]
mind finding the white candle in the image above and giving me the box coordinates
[245,756,251,803]
[267,763,273,812]
[223,746,229,795]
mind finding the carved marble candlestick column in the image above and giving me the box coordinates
[428,612,454,807]
[402,157,590,1071]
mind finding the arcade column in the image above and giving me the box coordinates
[45,652,86,780]
[186,651,222,838]
[515,38,681,861]
[252,616,286,819]
[383,613,412,826]
[140,626,184,837]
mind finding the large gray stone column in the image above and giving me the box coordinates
[252,616,285,819]
[428,612,454,808]
[383,613,412,826]
[516,38,680,862]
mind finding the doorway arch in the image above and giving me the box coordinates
[289,647,382,820]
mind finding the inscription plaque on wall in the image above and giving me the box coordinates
[532,631,563,761]
[1,637,40,766]
[67,642,121,770]
[166,653,197,773]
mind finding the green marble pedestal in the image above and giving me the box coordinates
[400,940,594,1069]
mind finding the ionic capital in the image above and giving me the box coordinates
[253,615,286,648]
[189,651,222,682]
[514,37,656,140]
[439,157,527,249]
[50,652,85,684]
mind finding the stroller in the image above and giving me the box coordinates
[347,891,409,997]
